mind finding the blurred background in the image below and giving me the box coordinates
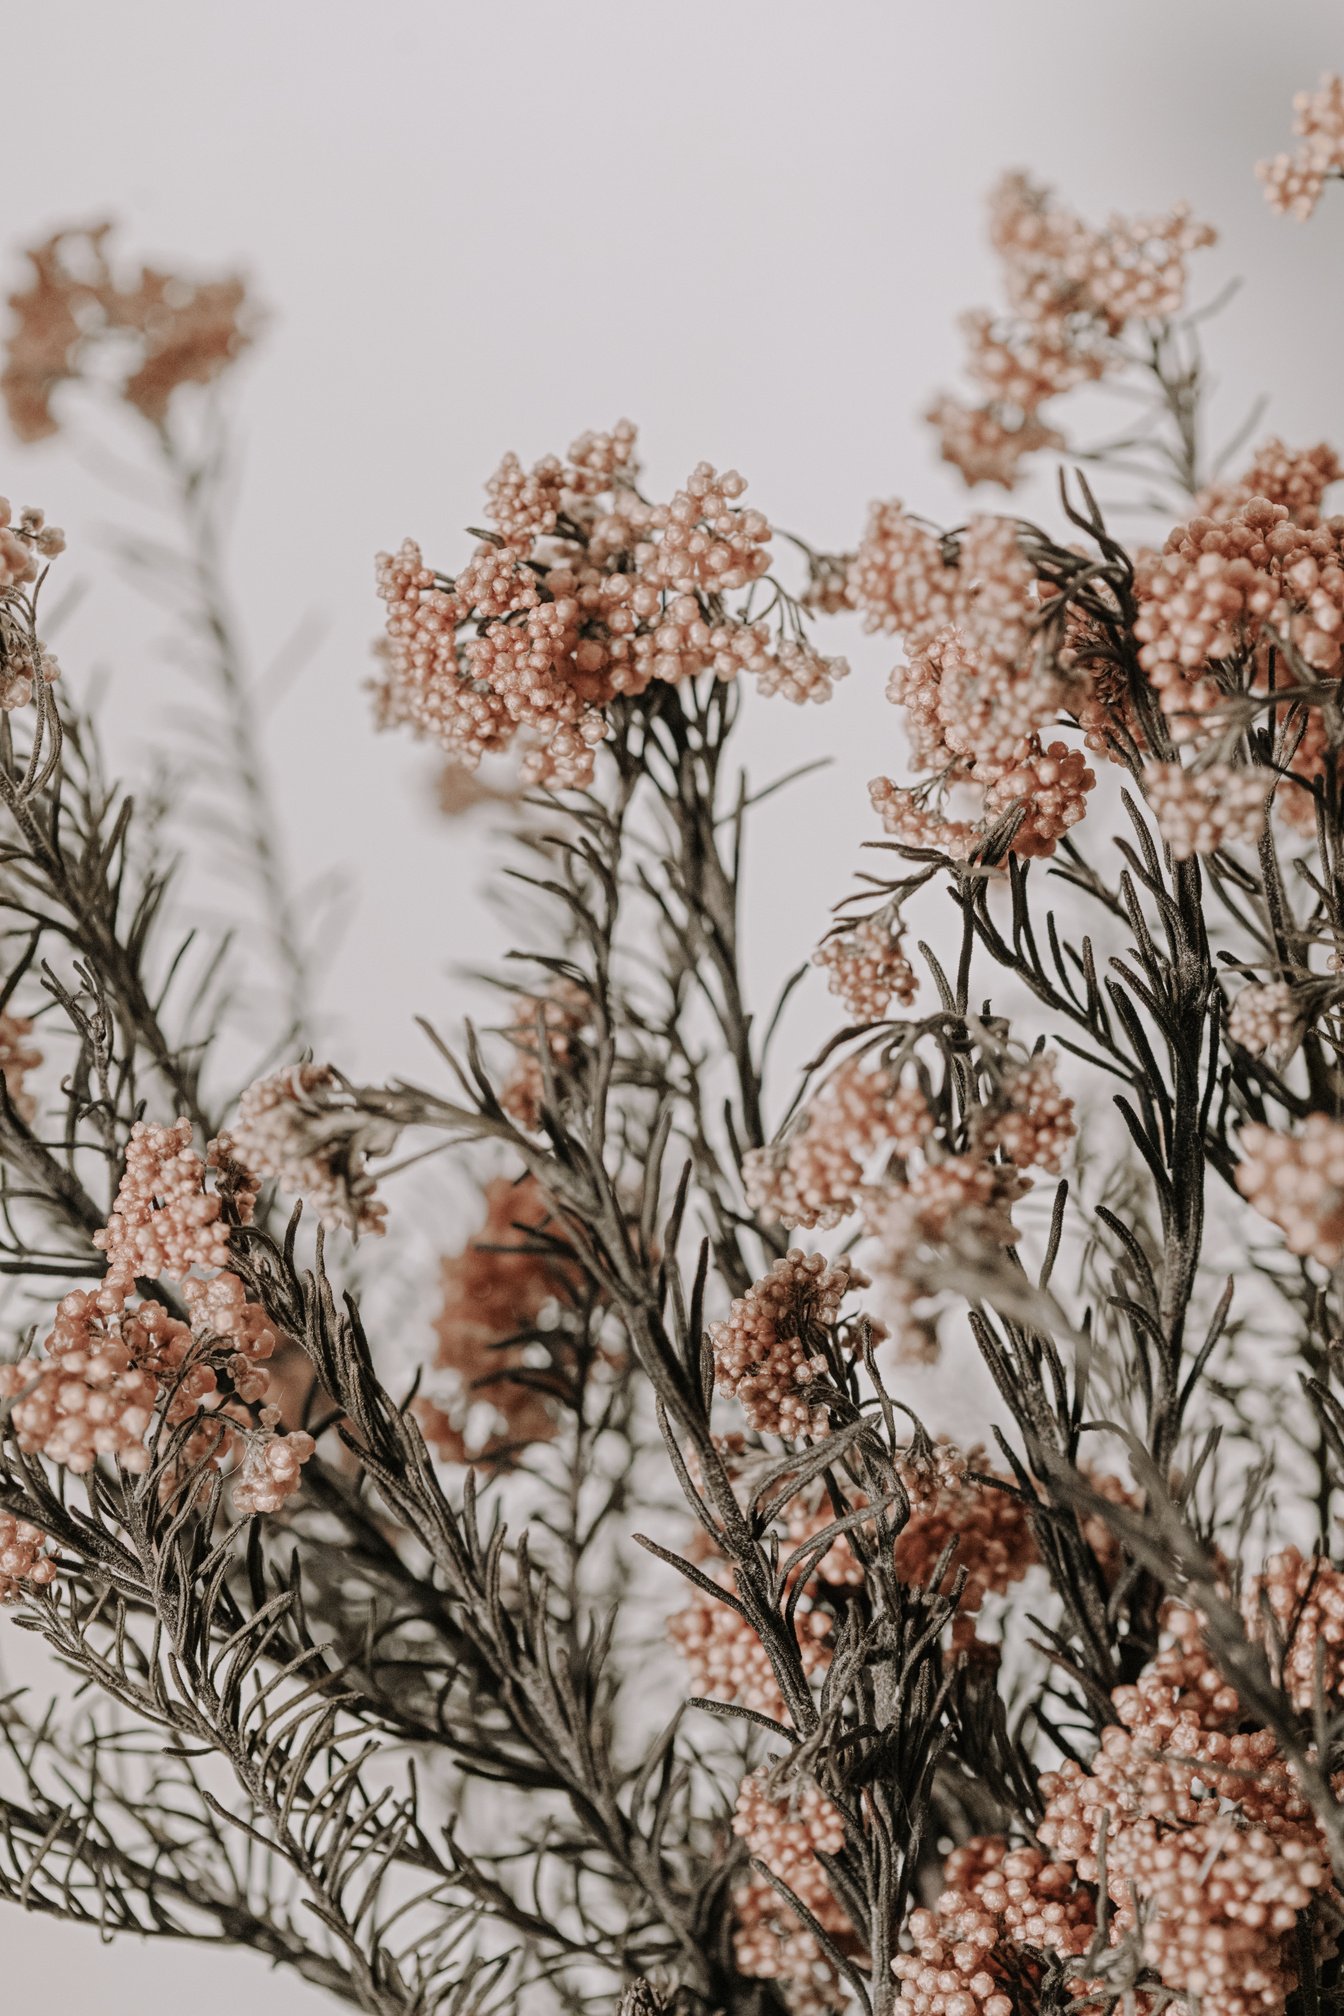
[3,1,1342,2002]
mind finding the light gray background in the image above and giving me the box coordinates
[4,2,1342,2003]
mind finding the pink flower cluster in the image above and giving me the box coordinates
[498,979,592,1133]
[892,1441,1037,1631]
[708,1250,868,1437]
[3,225,254,441]
[0,1121,312,1512]
[743,1061,934,1232]
[375,424,847,792]
[1227,980,1299,1059]
[927,171,1214,489]
[1196,438,1341,528]
[1245,1546,1344,1710]
[0,1511,58,1604]
[0,1010,41,1122]
[732,1767,852,2016]
[1145,761,1272,860]
[851,522,1095,861]
[417,1174,576,1465]
[894,1835,1093,2016]
[1037,1605,1336,2016]
[812,909,918,1021]
[231,1063,389,1236]
[1258,74,1344,220]
[976,1052,1077,1174]
[1134,497,1344,724]
[1235,1113,1344,1266]
[0,500,64,709]
[904,1603,1340,2016]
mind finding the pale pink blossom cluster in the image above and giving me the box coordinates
[498,979,592,1133]
[732,1767,852,2015]
[976,1053,1076,1174]
[902,1605,1340,2016]
[1144,761,1272,859]
[231,1063,389,1236]
[1133,498,1344,729]
[812,910,917,1021]
[0,1511,58,1603]
[742,1062,933,1231]
[894,1836,1093,2016]
[1245,1546,1344,1710]
[0,500,64,709]
[417,1174,576,1465]
[1258,74,1344,220]
[1227,980,1300,1059]
[375,425,846,792]
[892,1441,1037,1629]
[666,1557,833,1725]
[708,1250,868,1437]
[850,521,1095,860]
[1196,438,1341,528]
[1235,1114,1344,1266]
[0,1120,312,1510]
[0,1010,41,1123]
[1037,1605,1336,2016]
[927,171,1214,489]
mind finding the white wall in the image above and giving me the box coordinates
[4,2,1342,2004]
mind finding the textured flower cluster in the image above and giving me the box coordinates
[732,1767,852,2016]
[1258,74,1344,221]
[1245,1546,1344,1710]
[417,1174,575,1465]
[498,979,592,1132]
[708,1250,868,1437]
[891,1441,1037,1639]
[0,1512,58,1604]
[0,1009,41,1121]
[1145,761,1272,860]
[926,171,1214,489]
[0,1121,312,1512]
[1227,980,1300,1059]
[1235,1113,1344,1267]
[231,1062,391,1236]
[742,1060,934,1233]
[1133,496,1344,728]
[0,499,64,710]
[375,424,847,791]
[812,910,918,1021]
[851,521,1096,862]
[902,1603,1340,2016]
[3,223,253,441]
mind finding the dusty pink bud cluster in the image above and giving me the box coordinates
[1144,761,1272,859]
[1196,438,1341,528]
[894,1835,1093,2016]
[0,1010,40,1122]
[0,1511,58,1604]
[1036,1604,1337,2016]
[851,527,1096,861]
[417,1174,577,1465]
[1235,1113,1344,1266]
[1227,980,1300,1059]
[976,1053,1076,1174]
[708,1250,870,1437]
[926,171,1214,490]
[892,1441,1036,1630]
[0,500,64,709]
[1134,498,1344,727]
[902,1604,1340,2016]
[1245,1546,1344,1710]
[498,979,592,1133]
[2,224,253,441]
[732,1767,852,2014]
[231,1063,389,1236]
[1258,74,1344,220]
[0,1120,312,1512]
[812,910,918,1020]
[375,425,846,792]
[743,1062,934,1232]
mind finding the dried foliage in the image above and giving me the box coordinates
[2,75,1344,2016]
